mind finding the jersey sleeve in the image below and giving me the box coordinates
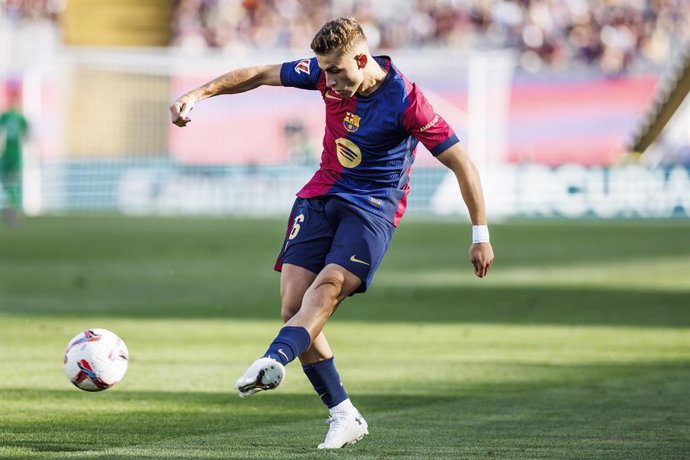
[280,58,321,90]
[402,84,459,156]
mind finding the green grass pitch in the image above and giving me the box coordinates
[1,216,689,458]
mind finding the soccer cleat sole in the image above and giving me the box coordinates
[317,435,367,449]
[317,427,369,449]
[343,432,367,448]
[236,362,283,397]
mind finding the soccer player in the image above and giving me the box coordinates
[0,86,29,225]
[170,17,494,449]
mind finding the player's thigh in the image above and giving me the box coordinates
[280,263,318,321]
[324,199,394,293]
[274,197,333,276]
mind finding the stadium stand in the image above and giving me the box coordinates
[167,0,690,74]
[4,0,690,73]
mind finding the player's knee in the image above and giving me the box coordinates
[280,285,307,322]
[309,274,344,306]
[280,303,300,322]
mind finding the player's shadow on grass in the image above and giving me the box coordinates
[0,390,451,456]
[3,362,689,457]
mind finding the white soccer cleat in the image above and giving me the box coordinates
[317,411,369,449]
[234,357,285,398]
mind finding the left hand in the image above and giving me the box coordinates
[469,242,494,278]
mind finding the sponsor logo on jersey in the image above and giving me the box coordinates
[294,59,310,75]
[343,112,361,133]
[335,137,362,168]
[418,114,440,132]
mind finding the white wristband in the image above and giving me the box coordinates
[472,225,490,244]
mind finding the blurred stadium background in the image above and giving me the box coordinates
[1,0,689,219]
[2,2,690,458]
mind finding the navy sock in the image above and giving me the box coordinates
[264,326,311,365]
[303,357,349,408]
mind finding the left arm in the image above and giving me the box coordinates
[435,143,494,278]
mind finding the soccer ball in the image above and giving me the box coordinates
[63,328,129,391]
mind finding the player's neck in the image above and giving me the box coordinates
[357,61,388,97]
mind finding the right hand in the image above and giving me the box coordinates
[170,94,196,127]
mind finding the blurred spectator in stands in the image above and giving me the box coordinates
[170,0,210,51]
[3,0,62,57]
[166,0,689,75]
[4,0,689,74]
[175,0,690,74]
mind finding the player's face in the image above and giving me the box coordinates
[316,49,365,99]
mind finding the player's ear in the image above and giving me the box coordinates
[356,54,368,69]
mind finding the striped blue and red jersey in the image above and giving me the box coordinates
[280,56,459,226]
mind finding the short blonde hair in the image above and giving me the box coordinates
[311,17,366,56]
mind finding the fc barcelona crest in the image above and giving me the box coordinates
[343,112,361,133]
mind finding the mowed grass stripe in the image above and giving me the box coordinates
[1,318,688,391]
[380,256,690,291]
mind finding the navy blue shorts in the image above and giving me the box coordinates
[274,196,395,294]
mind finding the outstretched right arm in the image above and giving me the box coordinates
[170,64,283,127]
